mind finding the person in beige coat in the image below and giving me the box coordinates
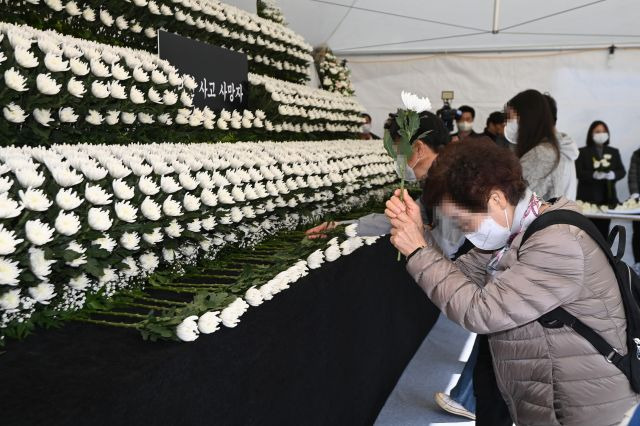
[385,139,637,426]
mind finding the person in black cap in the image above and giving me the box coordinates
[483,111,510,149]
[306,111,467,258]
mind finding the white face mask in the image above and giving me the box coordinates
[464,208,511,250]
[504,119,518,144]
[362,124,372,133]
[457,121,473,132]
[593,132,609,145]
[395,153,422,182]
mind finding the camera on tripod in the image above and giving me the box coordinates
[436,90,460,132]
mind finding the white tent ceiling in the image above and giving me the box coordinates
[276,0,640,54]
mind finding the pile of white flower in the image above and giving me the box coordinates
[316,48,355,97]
[250,73,365,134]
[0,139,397,333]
[176,229,381,342]
[6,0,313,83]
[0,23,364,141]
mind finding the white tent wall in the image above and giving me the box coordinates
[345,48,640,200]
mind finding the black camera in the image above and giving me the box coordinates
[436,90,460,132]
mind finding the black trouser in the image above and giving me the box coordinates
[590,218,611,239]
[473,335,512,426]
[634,221,640,263]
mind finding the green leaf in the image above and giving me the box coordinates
[382,129,396,159]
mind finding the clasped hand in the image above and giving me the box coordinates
[385,189,428,256]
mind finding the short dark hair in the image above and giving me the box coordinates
[387,110,451,152]
[586,120,610,147]
[543,94,557,124]
[361,113,372,122]
[507,89,559,160]
[486,111,505,126]
[457,105,475,119]
[423,139,527,213]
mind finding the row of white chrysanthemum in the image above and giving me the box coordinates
[0,23,361,133]
[249,73,364,114]
[20,0,313,79]
[0,141,395,324]
[176,225,377,341]
[318,51,355,96]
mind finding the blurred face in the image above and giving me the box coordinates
[488,121,506,136]
[409,141,438,180]
[458,112,474,124]
[440,190,514,234]
[593,123,607,135]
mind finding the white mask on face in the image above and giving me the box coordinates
[457,121,473,132]
[593,132,609,145]
[504,119,518,144]
[362,124,372,133]
[464,207,511,250]
[396,153,422,182]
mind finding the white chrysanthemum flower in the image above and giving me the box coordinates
[121,111,136,124]
[33,108,54,127]
[85,183,112,205]
[139,197,161,221]
[0,225,22,256]
[162,196,183,217]
[130,85,146,104]
[344,223,358,237]
[88,208,112,231]
[3,103,28,124]
[400,91,431,113]
[195,311,221,334]
[160,175,181,194]
[69,57,89,76]
[56,187,83,210]
[25,219,54,246]
[0,288,21,310]
[139,176,160,195]
[66,241,87,266]
[245,286,264,306]
[37,73,61,95]
[220,298,249,328]
[69,273,90,290]
[164,219,183,238]
[67,76,86,98]
[92,236,116,253]
[363,236,379,246]
[4,67,28,92]
[114,201,138,223]
[306,249,325,269]
[324,244,341,262]
[111,179,134,200]
[58,107,79,123]
[85,109,103,125]
[140,251,159,272]
[176,315,199,342]
[55,211,80,236]
[120,232,140,251]
[110,80,127,99]
[19,188,52,212]
[44,52,70,72]
[14,47,39,68]
[29,247,55,280]
[183,193,201,212]
[143,227,163,245]
[28,283,56,305]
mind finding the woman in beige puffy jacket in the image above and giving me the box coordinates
[386,139,637,426]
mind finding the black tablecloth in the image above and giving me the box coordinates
[1,238,439,426]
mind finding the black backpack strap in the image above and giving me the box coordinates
[608,225,626,261]
[519,209,630,377]
[540,308,627,370]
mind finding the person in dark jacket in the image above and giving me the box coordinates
[575,120,626,237]
[628,148,640,272]
[482,111,510,149]
[451,105,479,142]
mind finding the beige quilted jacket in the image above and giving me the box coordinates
[406,198,638,425]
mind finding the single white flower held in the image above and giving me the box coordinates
[400,91,431,113]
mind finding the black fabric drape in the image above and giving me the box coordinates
[0,238,439,426]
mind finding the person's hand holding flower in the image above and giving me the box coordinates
[385,189,427,256]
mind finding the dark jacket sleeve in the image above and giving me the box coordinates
[611,148,626,181]
[629,151,640,195]
[575,148,595,182]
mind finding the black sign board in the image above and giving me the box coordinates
[158,30,249,111]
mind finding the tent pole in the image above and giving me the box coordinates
[492,0,501,34]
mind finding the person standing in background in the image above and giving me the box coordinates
[360,113,380,140]
[504,89,562,200]
[628,148,640,273]
[483,111,510,149]
[451,105,478,142]
[543,94,579,200]
[575,120,626,237]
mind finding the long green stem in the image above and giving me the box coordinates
[86,310,148,319]
[397,178,405,261]
[134,295,189,306]
[74,318,140,329]
[113,301,167,311]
